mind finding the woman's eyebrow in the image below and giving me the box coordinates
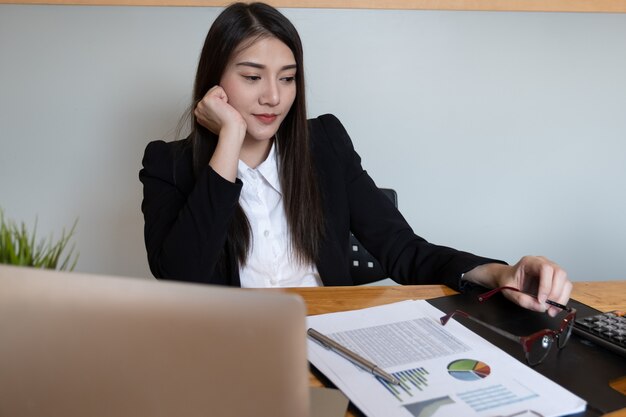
[236,62,297,71]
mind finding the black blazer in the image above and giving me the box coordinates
[139,114,502,289]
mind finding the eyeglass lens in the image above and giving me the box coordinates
[526,311,575,364]
[527,334,554,365]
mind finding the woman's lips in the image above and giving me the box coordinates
[254,114,278,124]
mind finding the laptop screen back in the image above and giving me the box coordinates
[0,265,309,417]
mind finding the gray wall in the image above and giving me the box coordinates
[1,5,625,282]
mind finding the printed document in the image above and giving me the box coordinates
[307,300,586,417]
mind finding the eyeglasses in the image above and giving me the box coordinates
[440,286,576,366]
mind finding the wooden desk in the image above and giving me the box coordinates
[265,281,626,417]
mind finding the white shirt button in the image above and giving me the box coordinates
[264,230,270,238]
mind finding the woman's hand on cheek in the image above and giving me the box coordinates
[194,86,247,138]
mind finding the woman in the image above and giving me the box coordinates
[139,2,571,316]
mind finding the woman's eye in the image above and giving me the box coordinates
[281,76,296,83]
[243,75,261,81]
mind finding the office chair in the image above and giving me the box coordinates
[349,188,397,285]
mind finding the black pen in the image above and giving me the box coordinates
[307,328,401,385]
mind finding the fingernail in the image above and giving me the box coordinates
[548,307,557,318]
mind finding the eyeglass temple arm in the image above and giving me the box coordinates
[441,310,523,345]
[478,286,520,302]
[478,286,571,311]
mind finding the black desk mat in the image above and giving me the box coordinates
[428,289,626,417]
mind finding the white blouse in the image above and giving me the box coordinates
[236,144,322,288]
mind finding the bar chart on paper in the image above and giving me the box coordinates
[378,366,430,401]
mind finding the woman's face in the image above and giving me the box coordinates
[220,36,297,142]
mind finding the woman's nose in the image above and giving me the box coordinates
[259,80,280,106]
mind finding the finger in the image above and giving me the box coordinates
[207,85,221,95]
[515,257,551,312]
[540,263,571,317]
[208,85,227,102]
[193,106,202,120]
[548,273,572,317]
[194,104,209,122]
[548,266,570,302]
[195,86,223,123]
[194,98,208,115]
[197,86,223,107]
[535,261,555,306]
[216,85,228,102]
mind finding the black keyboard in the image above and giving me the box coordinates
[573,310,626,358]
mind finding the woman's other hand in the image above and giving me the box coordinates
[464,256,572,317]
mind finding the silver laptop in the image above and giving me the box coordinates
[0,265,309,417]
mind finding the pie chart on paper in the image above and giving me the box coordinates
[447,359,491,381]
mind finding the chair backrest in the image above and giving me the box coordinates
[349,188,397,285]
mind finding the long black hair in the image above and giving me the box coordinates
[189,2,324,267]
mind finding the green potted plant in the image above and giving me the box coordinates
[0,208,78,271]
